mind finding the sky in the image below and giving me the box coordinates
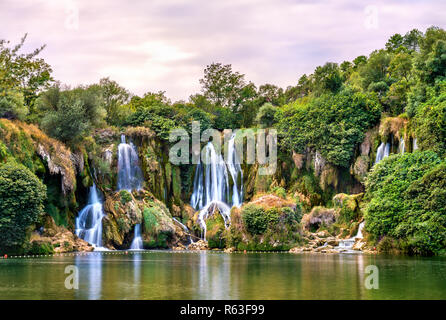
[1,0,445,101]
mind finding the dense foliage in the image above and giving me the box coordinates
[0,161,46,253]
[364,151,446,255]
[276,89,381,167]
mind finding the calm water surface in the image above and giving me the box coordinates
[1,251,445,299]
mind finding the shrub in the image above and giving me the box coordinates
[119,190,132,204]
[255,103,277,128]
[242,205,268,235]
[364,151,446,255]
[0,161,47,253]
[272,186,286,199]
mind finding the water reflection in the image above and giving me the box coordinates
[2,252,446,299]
[133,252,142,297]
[193,252,238,299]
[75,252,103,299]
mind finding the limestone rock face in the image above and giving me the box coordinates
[102,189,178,249]
[301,207,336,231]
[351,155,370,182]
[34,216,94,253]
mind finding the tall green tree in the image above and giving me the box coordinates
[0,34,53,119]
[199,63,246,109]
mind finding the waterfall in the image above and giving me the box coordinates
[336,222,365,250]
[130,224,143,250]
[226,135,243,207]
[76,184,105,249]
[117,135,143,191]
[375,142,390,164]
[399,138,405,154]
[413,138,418,151]
[190,134,243,239]
[173,217,193,244]
[173,217,189,233]
[117,134,144,249]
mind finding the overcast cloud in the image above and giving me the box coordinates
[1,0,445,101]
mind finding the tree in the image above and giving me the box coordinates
[359,50,391,92]
[418,40,446,84]
[255,103,277,128]
[0,89,27,120]
[0,161,46,253]
[313,62,343,94]
[385,33,404,52]
[97,77,131,125]
[199,63,246,109]
[0,34,53,115]
[276,88,381,167]
[403,29,423,52]
[38,85,106,145]
[414,82,446,157]
[257,84,285,106]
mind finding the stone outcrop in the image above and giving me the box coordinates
[301,207,336,231]
[188,240,208,250]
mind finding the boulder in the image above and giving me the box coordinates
[301,207,336,231]
[188,240,208,251]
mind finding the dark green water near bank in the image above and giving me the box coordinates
[1,251,445,299]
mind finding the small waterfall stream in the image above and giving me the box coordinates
[118,135,144,249]
[375,142,390,164]
[336,222,365,251]
[190,134,243,239]
[117,135,143,191]
[76,184,105,249]
[399,138,405,154]
[130,224,143,250]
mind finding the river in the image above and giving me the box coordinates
[1,251,445,299]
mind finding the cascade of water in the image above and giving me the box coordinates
[117,135,143,191]
[76,184,105,249]
[336,222,365,250]
[413,138,418,151]
[117,134,144,249]
[375,142,390,164]
[190,134,243,239]
[399,138,406,154]
[226,134,243,207]
[130,224,143,250]
[173,217,189,233]
[173,217,194,244]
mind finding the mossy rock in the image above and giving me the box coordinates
[333,193,363,224]
[206,212,226,249]
[28,240,55,255]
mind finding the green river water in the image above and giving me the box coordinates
[0,251,445,299]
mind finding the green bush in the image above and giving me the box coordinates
[242,205,268,235]
[242,205,280,235]
[28,241,54,255]
[119,190,132,204]
[281,206,302,224]
[255,103,277,128]
[0,161,46,253]
[364,151,446,255]
[272,186,286,199]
